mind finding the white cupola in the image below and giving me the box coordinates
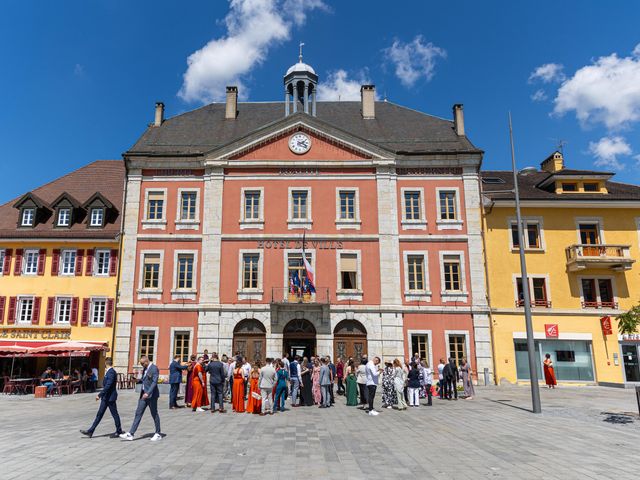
[284,42,318,116]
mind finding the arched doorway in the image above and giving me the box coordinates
[333,320,367,361]
[233,319,266,363]
[283,319,316,359]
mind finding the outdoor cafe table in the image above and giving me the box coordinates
[9,378,36,394]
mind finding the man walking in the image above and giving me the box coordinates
[365,356,383,416]
[168,355,187,409]
[258,358,276,415]
[80,357,122,438]
[206,353,226,413]
[120,356,162,441]
[289,355,301,407]
[319,358,331,408]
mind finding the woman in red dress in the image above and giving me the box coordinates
[543,353,557,388]
[245,362,262,414]
[185,354,197,407]
[191,356,210,412]
[232,361,246,413]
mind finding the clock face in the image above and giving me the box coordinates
[288,133,311,154]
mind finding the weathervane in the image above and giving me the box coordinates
[299,41,305,63]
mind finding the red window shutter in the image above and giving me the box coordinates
[81,298,90,326]
[75,249,84,276]
[106,298,114,327]
[85,249,95,276]
[32,297,41,325]
[14,249,23,276]
[37,249,46,276]
[7,297,16,325]
[2,249,12,276]
[46,297,55,325]
[70,297,79,326]
[109,249,118,276]
[51,249,60,277]
[0,296,5,324]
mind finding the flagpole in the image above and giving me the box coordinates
[301,231,306,301]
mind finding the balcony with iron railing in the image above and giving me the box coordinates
[270,287,330,305]
[515,299,552,308]
[565,244,635,272]
[581,300,619,310]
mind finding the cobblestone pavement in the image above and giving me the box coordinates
[1,385,638,480]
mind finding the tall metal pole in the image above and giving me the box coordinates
[509,112,542,414]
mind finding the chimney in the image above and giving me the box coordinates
[225,86,238,119]
[541,151,564,173]
[154,102,164,126]
[453,104,465,136]
[361,85,375,119]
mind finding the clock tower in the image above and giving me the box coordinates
[284,42,318,117]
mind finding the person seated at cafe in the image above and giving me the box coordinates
[89,367,98,392]
[54,369,64,380]
[70,369,82,394]
[40,367,56,395]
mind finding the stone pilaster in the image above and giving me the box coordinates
[376,166,402,306]
[200,167,224,305]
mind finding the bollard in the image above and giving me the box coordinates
[484,368,490,386]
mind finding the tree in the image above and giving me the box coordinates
[616,304,640,335]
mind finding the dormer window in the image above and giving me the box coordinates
[90,208,104,227]
[57,208,71,227]
[21,208,35,227]
[583,182,599,192]
[561,183,578,192]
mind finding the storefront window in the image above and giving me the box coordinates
[514,340,594,381]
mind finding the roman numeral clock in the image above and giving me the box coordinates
[288,133,311,154]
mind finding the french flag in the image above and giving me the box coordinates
[303,255,316,292]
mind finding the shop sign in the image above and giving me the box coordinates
[622,334,640,341]
[544,324,559,338]
[600,316,613,336]
[257,239,343,250]
[0,329,72,340]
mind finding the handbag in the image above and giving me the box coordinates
[251,391,261,400]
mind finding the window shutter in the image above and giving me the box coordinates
[7,297,16,325]
[46,297,55,325]
[81,298,90,326]
[14,249,23,276]
[106,298,114,327]
[2,249,12,276]
[51,249,60,277]
[37,249,46,276]
[109,249,118,276]
[85,249,95,276]
[0,296,5,324]
[32,297,41,325]
[75,249,84,276]
[70,297,79,326]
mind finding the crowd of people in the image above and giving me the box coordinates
[39,364,98,395]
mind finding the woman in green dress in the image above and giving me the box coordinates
[345,359,358,406]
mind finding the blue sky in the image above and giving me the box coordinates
[1,1,639,203]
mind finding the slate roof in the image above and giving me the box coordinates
[0,161,125,239]
[481,170,640,202]
[127,101,481,156]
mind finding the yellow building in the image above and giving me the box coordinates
[0,161,124,378]
[482,152,640,387]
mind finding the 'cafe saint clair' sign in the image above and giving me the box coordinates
[257,239,344,250]
[0,329,72,340]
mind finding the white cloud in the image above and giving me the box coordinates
[383,35,446,88]
[588,136,632,170]
[530,89,548,102]
[179,0,326,103]
[553,44,640,129]
[73,64,84,76]
[316,70,375,101]
[528,63,566,83]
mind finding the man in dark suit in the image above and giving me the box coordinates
[80,357,122,438]
[205,352,226,413]
[443,357,459,400]
[169,355,188,409]
[120,355,162,441]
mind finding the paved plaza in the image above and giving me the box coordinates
[1,385,639,480]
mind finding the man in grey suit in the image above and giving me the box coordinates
[120,356,162,441]
[319,357,332,408]
[205,353,226,413]
[258,358,276,415]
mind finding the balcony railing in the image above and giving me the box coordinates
[516,299,552,308]
[271,287,330,304]
[581,301,619,310]
[565,244,635,272]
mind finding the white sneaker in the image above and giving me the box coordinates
[119,432,134,441]
[386,406,393,409]
[196,407,205,412]
[368,410,379,416]
[150,433,162,442]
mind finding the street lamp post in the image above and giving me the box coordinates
[509,112,542,414]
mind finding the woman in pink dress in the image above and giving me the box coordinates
[312,357,322,405]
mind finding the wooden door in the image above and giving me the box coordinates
[333,336,367,360]
[233,335,265,364]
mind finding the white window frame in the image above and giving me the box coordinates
[134,326,159,365]
[574,217,605,244]
[59,249,77,276]
[17,295,35,324]
[283,248,317,291]
[578,275,618,309]
[23,249,39,275]
[171,250,198,300]
[57,208,71,227]
[240,187,265,230]
[142,188,168,230]
[336,249,363,301]
[287,187,312,230]
[237,249,263,300]
[335,187,361,230]
[21,208,35,227]
[444,330,471,363]
[55,296,73,324]
[169,327,194,365]
[512,273,552,308]
[400,187,427,230]
[507,216,546,251]
[89,297,107,327]
[89,207,105,227]
[435,187,463,230]
[403,250,431,302]
[175,188,200,230]
[137,250,164,299]
[93,249,111,277]
[439,250,468,301]
[407,329,434,369]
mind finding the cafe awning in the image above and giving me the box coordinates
[0,344,33,357]
[28,341,108,357]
